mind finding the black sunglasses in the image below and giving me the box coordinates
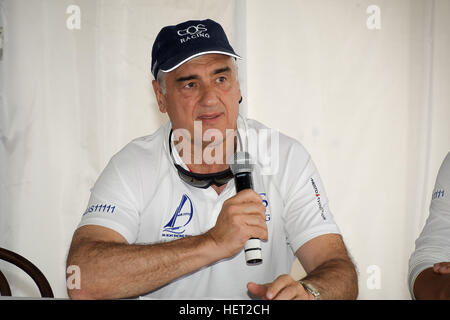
[168,129,234,188]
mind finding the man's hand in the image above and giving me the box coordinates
[414,263,450,300]
[207,189,268,259]
[247,274,314,300]
[432,262,450,299]
[433,262,450,275]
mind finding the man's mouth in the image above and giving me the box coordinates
[197,113,223,122]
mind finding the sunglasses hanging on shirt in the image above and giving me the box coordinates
[168,121,249,189]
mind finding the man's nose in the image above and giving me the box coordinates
[199,83,219,107]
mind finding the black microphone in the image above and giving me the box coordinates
[230,151,262,265]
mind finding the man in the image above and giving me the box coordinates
[66,19,358,300]
[408,151,450,300]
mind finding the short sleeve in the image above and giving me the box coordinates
[78,157,140,244]
[281,141,341,254]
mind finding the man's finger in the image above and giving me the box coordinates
[232,189,266,205]
[434,262,450,274]
[271,283,299,300]
[247,282,268,299]
[265,275,293,300]
[230,202,266,219]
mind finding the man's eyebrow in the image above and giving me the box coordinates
[212,66,231,75]
[175,66,232,82]
[175,74,199,82]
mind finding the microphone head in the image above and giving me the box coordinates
[229,151,254,174]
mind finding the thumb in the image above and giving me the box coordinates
[247,282,269,299]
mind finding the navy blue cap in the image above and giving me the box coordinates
[151,19,241,79]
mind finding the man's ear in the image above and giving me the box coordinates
[152,79,167,113]
[237,84,242,103]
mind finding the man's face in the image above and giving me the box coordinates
[153,54,241,146]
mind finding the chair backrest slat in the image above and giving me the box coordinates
[0,247,54,298]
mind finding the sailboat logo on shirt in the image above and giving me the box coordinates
[162,194,194,237]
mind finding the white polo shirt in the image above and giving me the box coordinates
[408,151,450,299]
[78,116,341,299]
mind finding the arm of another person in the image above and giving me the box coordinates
[67,189,267,299]
[410,152,450,300]
[413,262,450,300]
[247,233,358,300]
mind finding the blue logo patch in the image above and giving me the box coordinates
[162,194,193,238]
[259,192,271,222]
[432,189,445,200]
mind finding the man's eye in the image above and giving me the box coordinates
[184,82,195,89]
[216,76,226,83]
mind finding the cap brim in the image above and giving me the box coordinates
[160,50,242,73]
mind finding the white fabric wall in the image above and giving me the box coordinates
[245,0,450,299]
[0,0,245,298]
[0,0,449,299]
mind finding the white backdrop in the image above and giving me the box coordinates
[0,0,449,299]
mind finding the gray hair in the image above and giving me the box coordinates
[156,68,167,94]
[156,56,239,95]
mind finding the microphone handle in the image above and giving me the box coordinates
[234,172,262,265]
[234,172,254,191]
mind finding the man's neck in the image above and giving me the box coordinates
[210,183,227,195]
[176,135,237,174]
